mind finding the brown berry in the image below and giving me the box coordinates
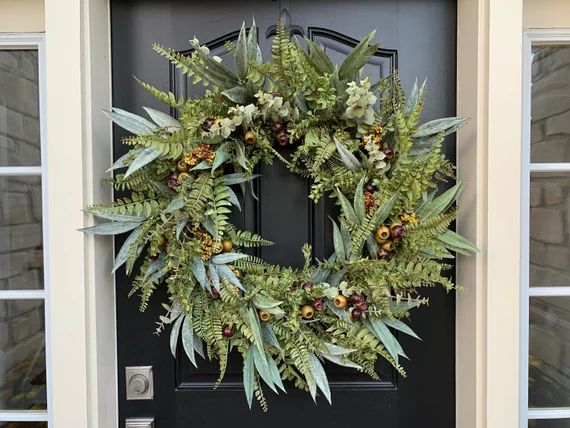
[276,132,289,146]
[390,223,404,239]
[350,294,365,304]
[334,295,348,308]
[167,171,179,188]
[312,299,325,312]
[222,239,233,253]
[201,118,215,132]
[258,310,272,322]
[272,121,285,133]
[177,160,190,172]
[383,147,394,160]
[302,282,314,292]
[377,249,390,259]
[244,130,256,145]
[301,305,315,319]
[211,289,220,299]
[374,226,391,244]
[354,300,369,311]
[177,172,191,184]
[351,308,363,320]
[382,240,395,252]
[222,325,234,338]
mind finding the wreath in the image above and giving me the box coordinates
[83,21,476,410]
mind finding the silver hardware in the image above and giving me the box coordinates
[125,366,154,400]
[125,417,154,428]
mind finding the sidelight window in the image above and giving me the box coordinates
[0,35,49,427]
[522,30,570,427]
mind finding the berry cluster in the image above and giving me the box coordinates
[374,222,404,259]
[271,120,290,146]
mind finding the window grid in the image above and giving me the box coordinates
[0,34,50,425]
[521,30,570,428]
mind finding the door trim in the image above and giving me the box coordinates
[43,0,524,427]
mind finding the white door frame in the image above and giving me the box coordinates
[42,1,524,427]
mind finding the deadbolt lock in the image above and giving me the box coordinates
[125,366,154,400]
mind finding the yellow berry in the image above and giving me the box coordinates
[333,295,348,308]
[222,239,233,252]
[301,305,315,319]
[258,310,272,322]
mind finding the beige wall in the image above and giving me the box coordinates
[524,0,570,28]
[0,0,44,32]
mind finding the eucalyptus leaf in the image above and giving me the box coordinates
[413,117,468,138]
[235,23,249,79]
[252,294,283,310]
[322,353,362,370]
[164,197,185,214]
[211,252,250,264]
[243,347,255,409]
[175,217,188,239]
[170,314,184,357]
[81,221,141,235]
[124,147,161,178]
[226,186,242,211]
[308,353,331,404]
[223,173,261,186]
[190,160,211,171]
[191,256,210,291]
[106,148,141,172]
[417,183,463,220]
[364,318,400,364]
[216,264,244,290]
[104,108,157,135]
[209,262,220,292]
[252,345,278,393]
[112,226,143,273]
[143,106,181,129]
[334,138,361,171]
[261,324,283,354]
[222,86,252,104]
[338,31,378,80]
[331,219,346,261]
[336,189,359,226]
[354,178,366,222]
[381,316,421,340]
[438,230,479,254]
[182,318,198,367]
[212,143,231,172]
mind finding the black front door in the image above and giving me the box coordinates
[111,1,457,427]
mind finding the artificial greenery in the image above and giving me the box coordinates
[83,21,476,410]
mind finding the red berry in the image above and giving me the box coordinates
[201,118,215,132]
[350,294,365,304]
[312,299,325,312]
[390,224,405,239]
[383,147,394,160]
[276,132,290,146]
[272,121,285,133]
[211,289,220,299]
[355,300,369,311]
[302,282,314,292]
[222,325,234,338]
[351,308,363,320]
[378,249,390,260]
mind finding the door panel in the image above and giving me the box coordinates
[111,1,456,427]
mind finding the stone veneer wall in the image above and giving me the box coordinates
[0,50,46,410]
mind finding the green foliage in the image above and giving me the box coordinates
[84,19,475,411]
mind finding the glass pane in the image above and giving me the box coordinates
[529,296,570,407]
[0,423,47,428]
[0,176,43,290]
[0,300,46,410]
[0,50,41,166]
[531,44,570,163]
[530,172,570,287]
[529,420,570,428]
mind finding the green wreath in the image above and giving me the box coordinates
[83,21,476,410]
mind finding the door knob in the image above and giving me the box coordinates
[125,366,154,400]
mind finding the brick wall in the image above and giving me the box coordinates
[0,50,46,410]
[528,45,570,407]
